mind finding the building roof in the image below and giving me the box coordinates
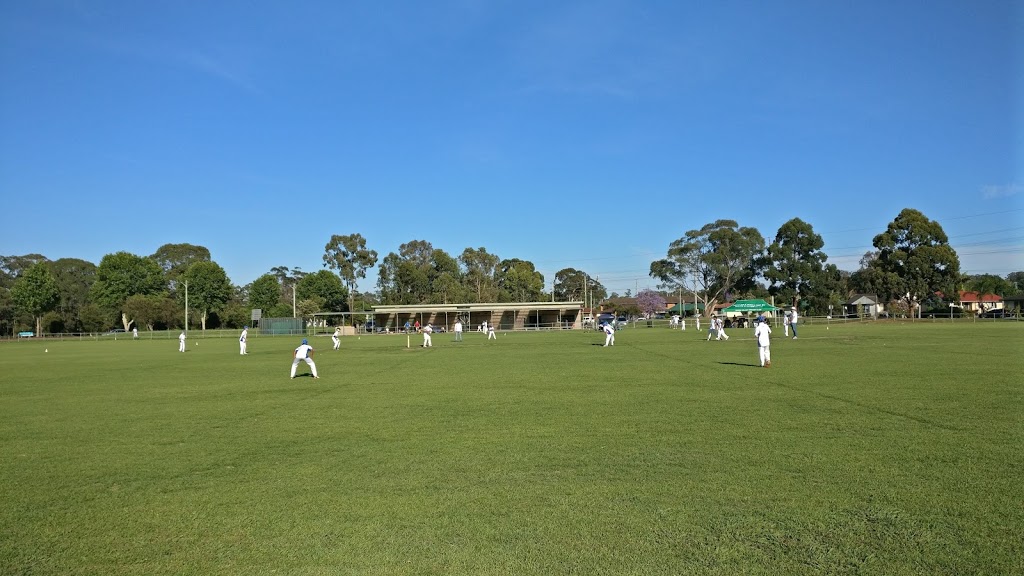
[958,291,1002,303]
[847,294,880,305]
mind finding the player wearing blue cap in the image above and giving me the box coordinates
[291,338,319,379]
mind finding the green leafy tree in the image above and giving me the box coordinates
[460,247,500,302]
[866,208,960,318]
[11,264,60,335]
[764,218,829,309]
[90,252,166,330]
[965,274,1012,297]
[179,261,233,331]
[323,233,378,313]
[296,270,347,312]
[122,294,172,331]
[45,258,97,332]
[151,243,211,292]
[1006,271,1024,295]
[376,241,458,305]
[0,253,49,289]
[651,220,765,317]
[249,274,282,312]
[553,268,606,306]
[497,259,545,302]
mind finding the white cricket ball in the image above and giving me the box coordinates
[45,349,48,353]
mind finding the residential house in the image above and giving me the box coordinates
[846,294,884,318]
[958,291,1003,315]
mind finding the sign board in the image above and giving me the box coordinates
[251,309,262,321]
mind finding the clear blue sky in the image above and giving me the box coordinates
[2,1,1021,296]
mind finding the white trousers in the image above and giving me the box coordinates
[239,341,247,354]
[488,331,496,340]
[179,340,185,352]
[422,334,432,347]
[604,333,614,346]
[291,357,318,378]
[759,346,771,366]
[332,336,340,350]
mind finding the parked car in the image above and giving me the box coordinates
[980,309,1014,319]
[106,328,126,334]
[595,313,615,330]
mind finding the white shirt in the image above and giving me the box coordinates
[755,322,772,347]
[424,325,433,334]
[240,329,247,342]
[790,310,799,324]
[454,321,462,332]
[179,332,186,342]
[294,344,313,358]
[603,324,614,335]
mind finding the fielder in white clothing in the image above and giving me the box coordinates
[178,331,186,352]
[754,315,772,367]
[707,316,717,341]
[422,323,433,347]
[453,319,463,342]
[332,327,341,350]
[487,323,496,340]
[789,307,799,339]
[291,339,319,378]
[239,326,248,355]
[716,317,730,340]
[602,322,615,346]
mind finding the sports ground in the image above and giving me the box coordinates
[2,322,1021,575]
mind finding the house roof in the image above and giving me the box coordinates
[959,291,1002,303]
[847,294,880,305]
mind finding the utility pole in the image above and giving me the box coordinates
[184,281,189,336]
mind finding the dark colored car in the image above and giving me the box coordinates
[980,309,1014,319]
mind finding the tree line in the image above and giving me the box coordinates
[2,209,1020,336]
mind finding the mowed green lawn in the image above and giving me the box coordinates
[1,322,1021,575]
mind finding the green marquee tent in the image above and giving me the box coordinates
[721,299,780,313]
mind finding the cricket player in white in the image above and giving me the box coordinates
[754,315,772,367]
[332,326,341,350]
[291,339,319,379]
[707,316,717,341]
[487,323,496,340]
[239,326,248,355]
[178,331,186,352]
[422,323,433,347]
[716,317,730,340]
[789,307,799,339]
[602,322,615,346]
[453,319,463,342]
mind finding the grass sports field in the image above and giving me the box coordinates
[2,322,1021,575]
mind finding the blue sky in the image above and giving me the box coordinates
[1,1,1021,296]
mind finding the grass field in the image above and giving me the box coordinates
[2,322,1022,575]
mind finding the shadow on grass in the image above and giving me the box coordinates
[717,361,761,367]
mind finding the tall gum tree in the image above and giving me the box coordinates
[322,233,378,313]
[179,261,232,331]
[764,218,829,309]
[650,220,764,317]
[11,263,59,335]
[867,208,960,318]
[91,252,166,330]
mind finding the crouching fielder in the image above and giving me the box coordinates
[754,316,772,368]
[291,338,319,379]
